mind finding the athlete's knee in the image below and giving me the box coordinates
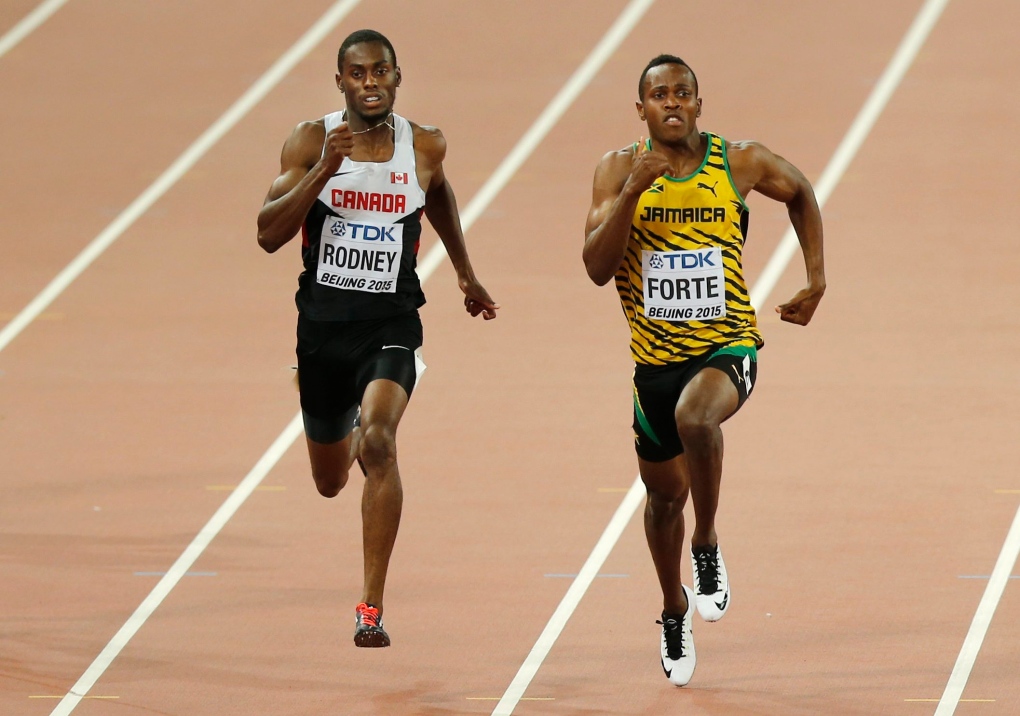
[645,482,689,505]
[359,424,397,472]
[675,412,721,447]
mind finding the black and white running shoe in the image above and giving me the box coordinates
[354,602,390,647]
[657,584,696,686]
[691,543,730,622]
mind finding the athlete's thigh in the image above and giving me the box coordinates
[306,431,354,476]
[633,363,688,461]
[354,311,424,405]
[676,350,756,425]
[296,315,360,443]
[675,368,739,426]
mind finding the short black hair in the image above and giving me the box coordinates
[337,29,396,71]
[638,54,698,100]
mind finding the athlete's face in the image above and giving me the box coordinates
[637,64,701,140]
[336,42,400,121]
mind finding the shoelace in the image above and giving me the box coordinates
[656,616,685,659]
[693,547,720,594]
[357,603,382,628]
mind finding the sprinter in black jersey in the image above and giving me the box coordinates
[257,29,498,648]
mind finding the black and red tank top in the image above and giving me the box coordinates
[296,111,427,321]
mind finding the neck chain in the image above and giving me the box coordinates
[346,111,395,135]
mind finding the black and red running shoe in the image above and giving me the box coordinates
[354,602,390,648]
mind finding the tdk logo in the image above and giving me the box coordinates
[329,219,397,241]
[659,250,716,270]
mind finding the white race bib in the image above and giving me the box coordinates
[317,217,403,293]
[642,247,726,321]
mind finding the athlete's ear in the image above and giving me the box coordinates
[696,97,702,117]
[395,66,401,87]
[336,73,344,92]
[635,100,645,122]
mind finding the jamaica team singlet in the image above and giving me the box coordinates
[615,133,763,365]
[296,111,427,321]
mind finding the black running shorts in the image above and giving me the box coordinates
[296,310,424,444]
[632,344,758,463]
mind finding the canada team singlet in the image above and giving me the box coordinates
[615,133,763,365]
[296,111,427,321]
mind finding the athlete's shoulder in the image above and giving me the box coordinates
[409,120,446,161]
[595,144,637,181]
[281,118,327,167]
[293,118,327,142]
[724,139,772,162]
[722,139,773,179]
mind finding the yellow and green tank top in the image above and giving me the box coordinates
[615,133,763,365]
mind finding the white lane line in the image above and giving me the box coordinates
[491,481,645,716]
[489,1,951,713]
[0,0,363,357]
[47,414,304,716]
[46,3,646,711]
[417,0,655,280]
[936,504,1020,715]
[751,0,952,310]
[0,0,69,60]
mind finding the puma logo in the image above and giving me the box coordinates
[697,180,718,197]
[729,364,743,384]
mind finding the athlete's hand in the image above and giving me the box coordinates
[776,285,824,325]
[624,138,670,194]
[322,122,355,172]
[460,277,499,320]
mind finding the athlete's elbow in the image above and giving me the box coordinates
[257,229,285,254]
[582,250,613,286]
[257,232,276,253]
[584,261,613,286]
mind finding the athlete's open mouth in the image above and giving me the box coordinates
[664,115,683,126]
[362,94,383,105]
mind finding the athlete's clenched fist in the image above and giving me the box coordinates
[625,139,670,195]
[322,122,355,172]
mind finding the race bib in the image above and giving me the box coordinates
[317,217,403,293]
[642,247,726,321]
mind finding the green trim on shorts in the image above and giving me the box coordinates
[633,384,662,446]
[710,343,758,361]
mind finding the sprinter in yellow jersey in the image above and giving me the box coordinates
[583,55,825,687]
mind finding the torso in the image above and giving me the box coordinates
[615,133,763,364]
[296,111,427,321]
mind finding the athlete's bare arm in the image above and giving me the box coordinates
[727,141,826,325]
[412,123,499,320]
[583,143,671,286]
[257,119,354,253]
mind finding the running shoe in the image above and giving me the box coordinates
[691,543,730,622]
[354,602,390,647]
[657,584,696,686]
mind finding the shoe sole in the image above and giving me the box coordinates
[354,629,390,648]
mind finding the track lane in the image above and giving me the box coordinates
[3,0,1016,714]
[1,2,643,714]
